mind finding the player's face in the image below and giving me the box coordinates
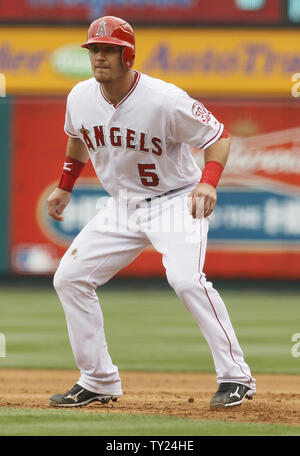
[88,43,126,83]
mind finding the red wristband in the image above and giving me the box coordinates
[200,160,224,188]
[220,127,230,139]
[58,157,85,192]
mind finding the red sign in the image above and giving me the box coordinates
[9,95,300,279]
[0,0,282,24]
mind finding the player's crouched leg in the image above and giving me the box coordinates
[166,267,234,343]
[53,248,94,308]
[53,257,100,313]
[52,251,124,400]
[167,269,256,393]
[53,255,77,298]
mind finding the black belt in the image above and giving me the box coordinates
[144,187,183,203]
[144,184,191,203]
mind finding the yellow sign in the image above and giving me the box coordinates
[136,29,300,96]
[0,28,92,94]
[0,27,299,95]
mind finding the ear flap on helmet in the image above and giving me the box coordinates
[122,46,135,68]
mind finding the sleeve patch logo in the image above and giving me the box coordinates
[192,102,211,124]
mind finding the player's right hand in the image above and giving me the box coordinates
[188,182,217,219]
[47,187,71,221]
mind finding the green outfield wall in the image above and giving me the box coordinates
[0,97,11,273]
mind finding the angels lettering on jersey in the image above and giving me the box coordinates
[64,73,224,200]
[79,124,162,156]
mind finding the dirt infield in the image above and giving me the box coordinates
[0,369,299,426]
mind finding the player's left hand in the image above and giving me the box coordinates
[188,183,217,219]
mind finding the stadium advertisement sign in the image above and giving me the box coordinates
[0,27,299,95]
[195,128,300,245]
[0,0,282,23]
[9,98,300,278]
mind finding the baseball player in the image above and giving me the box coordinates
[47,16,256,409]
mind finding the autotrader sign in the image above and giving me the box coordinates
[139,29,300,95]
[0,27,300,95]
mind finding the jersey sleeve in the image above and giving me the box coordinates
[168,94,224,149]
[64,92,79,138]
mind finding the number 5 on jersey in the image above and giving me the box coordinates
[138,163,159,186]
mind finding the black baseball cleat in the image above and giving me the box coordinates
[49,383,122,407]
[210,382,255,409]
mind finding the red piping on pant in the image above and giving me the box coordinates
[198,217,253,387]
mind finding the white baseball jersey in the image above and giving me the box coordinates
[64,71,224,201]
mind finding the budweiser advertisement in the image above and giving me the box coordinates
[10,97,300,279]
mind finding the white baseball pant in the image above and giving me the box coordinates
[53,186,256,395]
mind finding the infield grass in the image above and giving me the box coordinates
[0,284,299,373]
[0,407,299,436]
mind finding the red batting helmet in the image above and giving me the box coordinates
[81,16,135,68]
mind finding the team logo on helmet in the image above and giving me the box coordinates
[96,21,107,36]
